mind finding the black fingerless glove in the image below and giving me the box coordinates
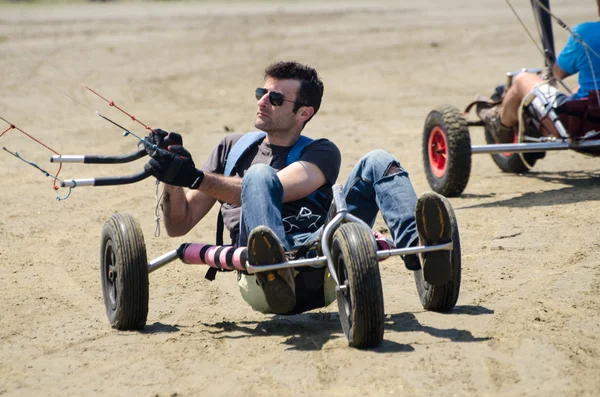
[144,145,204,189]
[138,129,183,156]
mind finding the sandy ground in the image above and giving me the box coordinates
[1,1,599,396]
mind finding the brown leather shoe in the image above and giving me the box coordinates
[478,105,515,144]
[247,226,296,314]
[415,192,453,286]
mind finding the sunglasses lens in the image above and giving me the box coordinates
[269,92,284,106]
[255,88,267,101]
[255,88,286,106]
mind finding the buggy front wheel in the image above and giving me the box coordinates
[414,199,461,311]
[423,105,472,197]
[333,223,384,349]
[100,212,149,330]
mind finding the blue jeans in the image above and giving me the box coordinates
[239,149,419,251]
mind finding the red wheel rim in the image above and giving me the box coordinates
[428,126,447,178]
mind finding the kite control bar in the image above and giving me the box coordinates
[59,169,152,188]
[47,111,185,189]
[50,148,153,187]
[50,148,146,164]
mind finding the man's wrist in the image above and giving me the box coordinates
[189,169,205,189]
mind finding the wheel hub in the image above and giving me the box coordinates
[103,242,118,311]
[428,126,448,178]
[108,265,117,282]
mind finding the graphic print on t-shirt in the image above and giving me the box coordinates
[282,207,322,234]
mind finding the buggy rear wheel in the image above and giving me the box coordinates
[423,105,472,197]
[484,125,540,173]
[333,223,384,349]
[100,212,149,330]
[414,201,461,311]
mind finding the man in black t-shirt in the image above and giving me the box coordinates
[200,132,340,247]
[144,61,455,316]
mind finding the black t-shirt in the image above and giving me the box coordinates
[202,133,341,244]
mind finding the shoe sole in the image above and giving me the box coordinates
[248,227,296,314]
[415,192,453,286]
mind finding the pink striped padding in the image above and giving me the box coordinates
[204,246,219,267]
[182,231,391,269]
[233,248,244,267]
[182,243,211,263]
[373,231,392,251]
[182,243,247,271]
[219,246,232,268]
[373,231,391,262]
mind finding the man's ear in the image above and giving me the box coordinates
[297,106,315,123]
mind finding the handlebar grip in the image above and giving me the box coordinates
[61,168,152,188]
[51,148,147,164]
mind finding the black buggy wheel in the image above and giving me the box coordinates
[484,126,539,173]
[423,105,472,197]
[414,199,461,311]
[100,212,149,330]
[333,223,384,349]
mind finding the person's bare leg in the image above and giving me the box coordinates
[500,72,544,126]
[500,72,560,136]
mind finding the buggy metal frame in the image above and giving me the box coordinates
[145,184,453,281]
[53,146,460,349]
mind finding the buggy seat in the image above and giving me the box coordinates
[556,90,600,140]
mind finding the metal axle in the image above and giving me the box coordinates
[471,139,600,154]
[146,242,454,275]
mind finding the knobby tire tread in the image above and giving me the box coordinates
[423,105,472,197]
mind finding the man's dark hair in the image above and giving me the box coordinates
[264,61,324,122]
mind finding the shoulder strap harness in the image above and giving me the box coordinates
[206,131,314,281]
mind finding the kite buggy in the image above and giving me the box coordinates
[422,0,600,197]
[47,139,461,349]
[40,138,463,349]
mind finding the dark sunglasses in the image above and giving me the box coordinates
[255,87,308,107]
